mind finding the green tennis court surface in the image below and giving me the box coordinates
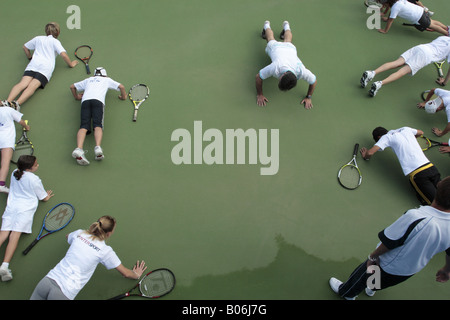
[1,0,450,300]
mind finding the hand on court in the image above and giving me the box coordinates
[436,268,450,283]
[133,260,147,278]
[301,97,313,109]
[432,127,443,137]
[439,146,450,154]
[417,102,425,109]
[257,94,268,107]
[436,77,446,86]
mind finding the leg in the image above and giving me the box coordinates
[93,127,103,147]
[76,128,88,149]
[380,64,412,85]
[3,231,21,263]
[374,57,406,75]
[282,21,292,42]
[7,76,33,102]
[0,148,13,183]
[428,20,449,36]
[16,78,42,105]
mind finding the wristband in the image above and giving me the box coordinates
[306,95,312,99]
[368,255,377,262]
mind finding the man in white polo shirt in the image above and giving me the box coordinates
[329,176,450,300]
[69,67,127,165]
[360,126,441,205]
[256,20,317,109]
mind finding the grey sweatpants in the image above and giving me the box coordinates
[30,276,70,300]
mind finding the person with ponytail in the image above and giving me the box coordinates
[0,155,53,281]
[30,215,147,300]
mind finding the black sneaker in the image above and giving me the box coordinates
[279,30,285,40]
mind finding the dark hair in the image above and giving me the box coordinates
[14,155,36,180]
[372,127,388,142]
[278,71,297,91]
[435,177,450,209]
[86,215,117,241]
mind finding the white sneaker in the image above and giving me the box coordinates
[329,277,356,300]
[369,81,382,97]
[365,287,376,297]
[0,185,9,194]
[94,146,104,161]
[0,265,13,281]
[72,148,90,166]
[360,70,375,88]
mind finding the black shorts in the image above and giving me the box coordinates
[23,70,48,88]
[80,99,105,134]
[414,12,431,32]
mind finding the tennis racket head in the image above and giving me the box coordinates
[417,135,448,151]
[139,268,176,298]
[338,143,362,190]
[74,45,93,74]
[22,202,75,255]
[421,89,437,101]
[129,84,149,122]
[11,121,33,164]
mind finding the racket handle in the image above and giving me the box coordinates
[108,294,128,300]
[353,143,360,156]
[86,64,91,74]
[133,109,138,122]
[439,69,444,78]
[23,239,39,255]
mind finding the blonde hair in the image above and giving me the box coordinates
[86,216,116,241]
[45,22,60,38]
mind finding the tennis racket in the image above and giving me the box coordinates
[23,202,75,255]
[421,89,437,101]
[109,268,175,300]
[129,84,149,122]
[435,60,445,78]
[74,45,93,74]
[338,143,362,190]
[11,120,33,164]
[417,135,449,151]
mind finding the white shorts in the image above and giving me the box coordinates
[400,45,430,76]
[1,211,34,233]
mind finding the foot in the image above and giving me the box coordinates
[0,265,13,281]
[360,70,375,88]
[94,146,104,161]
[72,148,90,166]
[280,21,289,39]
[365,287,376,297]
[0,185,10,194]
[261,20,270,39]
[329,277,356,300]
[369,81,382,97]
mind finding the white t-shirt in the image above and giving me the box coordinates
[379,206,450,276]
[259,40,316,85]
[422,36,450,64]
[389,0,424,24]
[375,127,429,176]
[0,107,23,149]
[46,229,121,300]
[434,88,450,122]
[1,170,48,233]
[73,76,121,105]
[24,35,66,81]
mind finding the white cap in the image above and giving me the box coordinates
[94,67,107,77]
[425,97,443,114]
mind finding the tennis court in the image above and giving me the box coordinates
[1,0,450,300]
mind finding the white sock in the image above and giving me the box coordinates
[1,262,9,269]
[283,22,291,31]
[264,22,270,30]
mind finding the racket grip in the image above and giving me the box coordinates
[133,109,138,122]
[86,64,91,74]
[23,239,38,255]
[439,70,444,78]
[353,143,360,156]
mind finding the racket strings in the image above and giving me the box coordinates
[140,271,175,297]
[339,165,361,189]
[45,205,74,230]
[75,47,92,60]
[130,86,148,101]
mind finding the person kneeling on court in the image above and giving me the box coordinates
[70,67,127,165]
[360,126,441,205]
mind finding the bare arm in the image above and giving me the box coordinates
[60,51,79,68]
[118,84,127,100]
[378,18,394,34]
[360,145,381,160]
[116,260,147,280]
[23,45,32,60]
[255,73,268,107]
[301,80,317,109]
[70,84,83,100]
